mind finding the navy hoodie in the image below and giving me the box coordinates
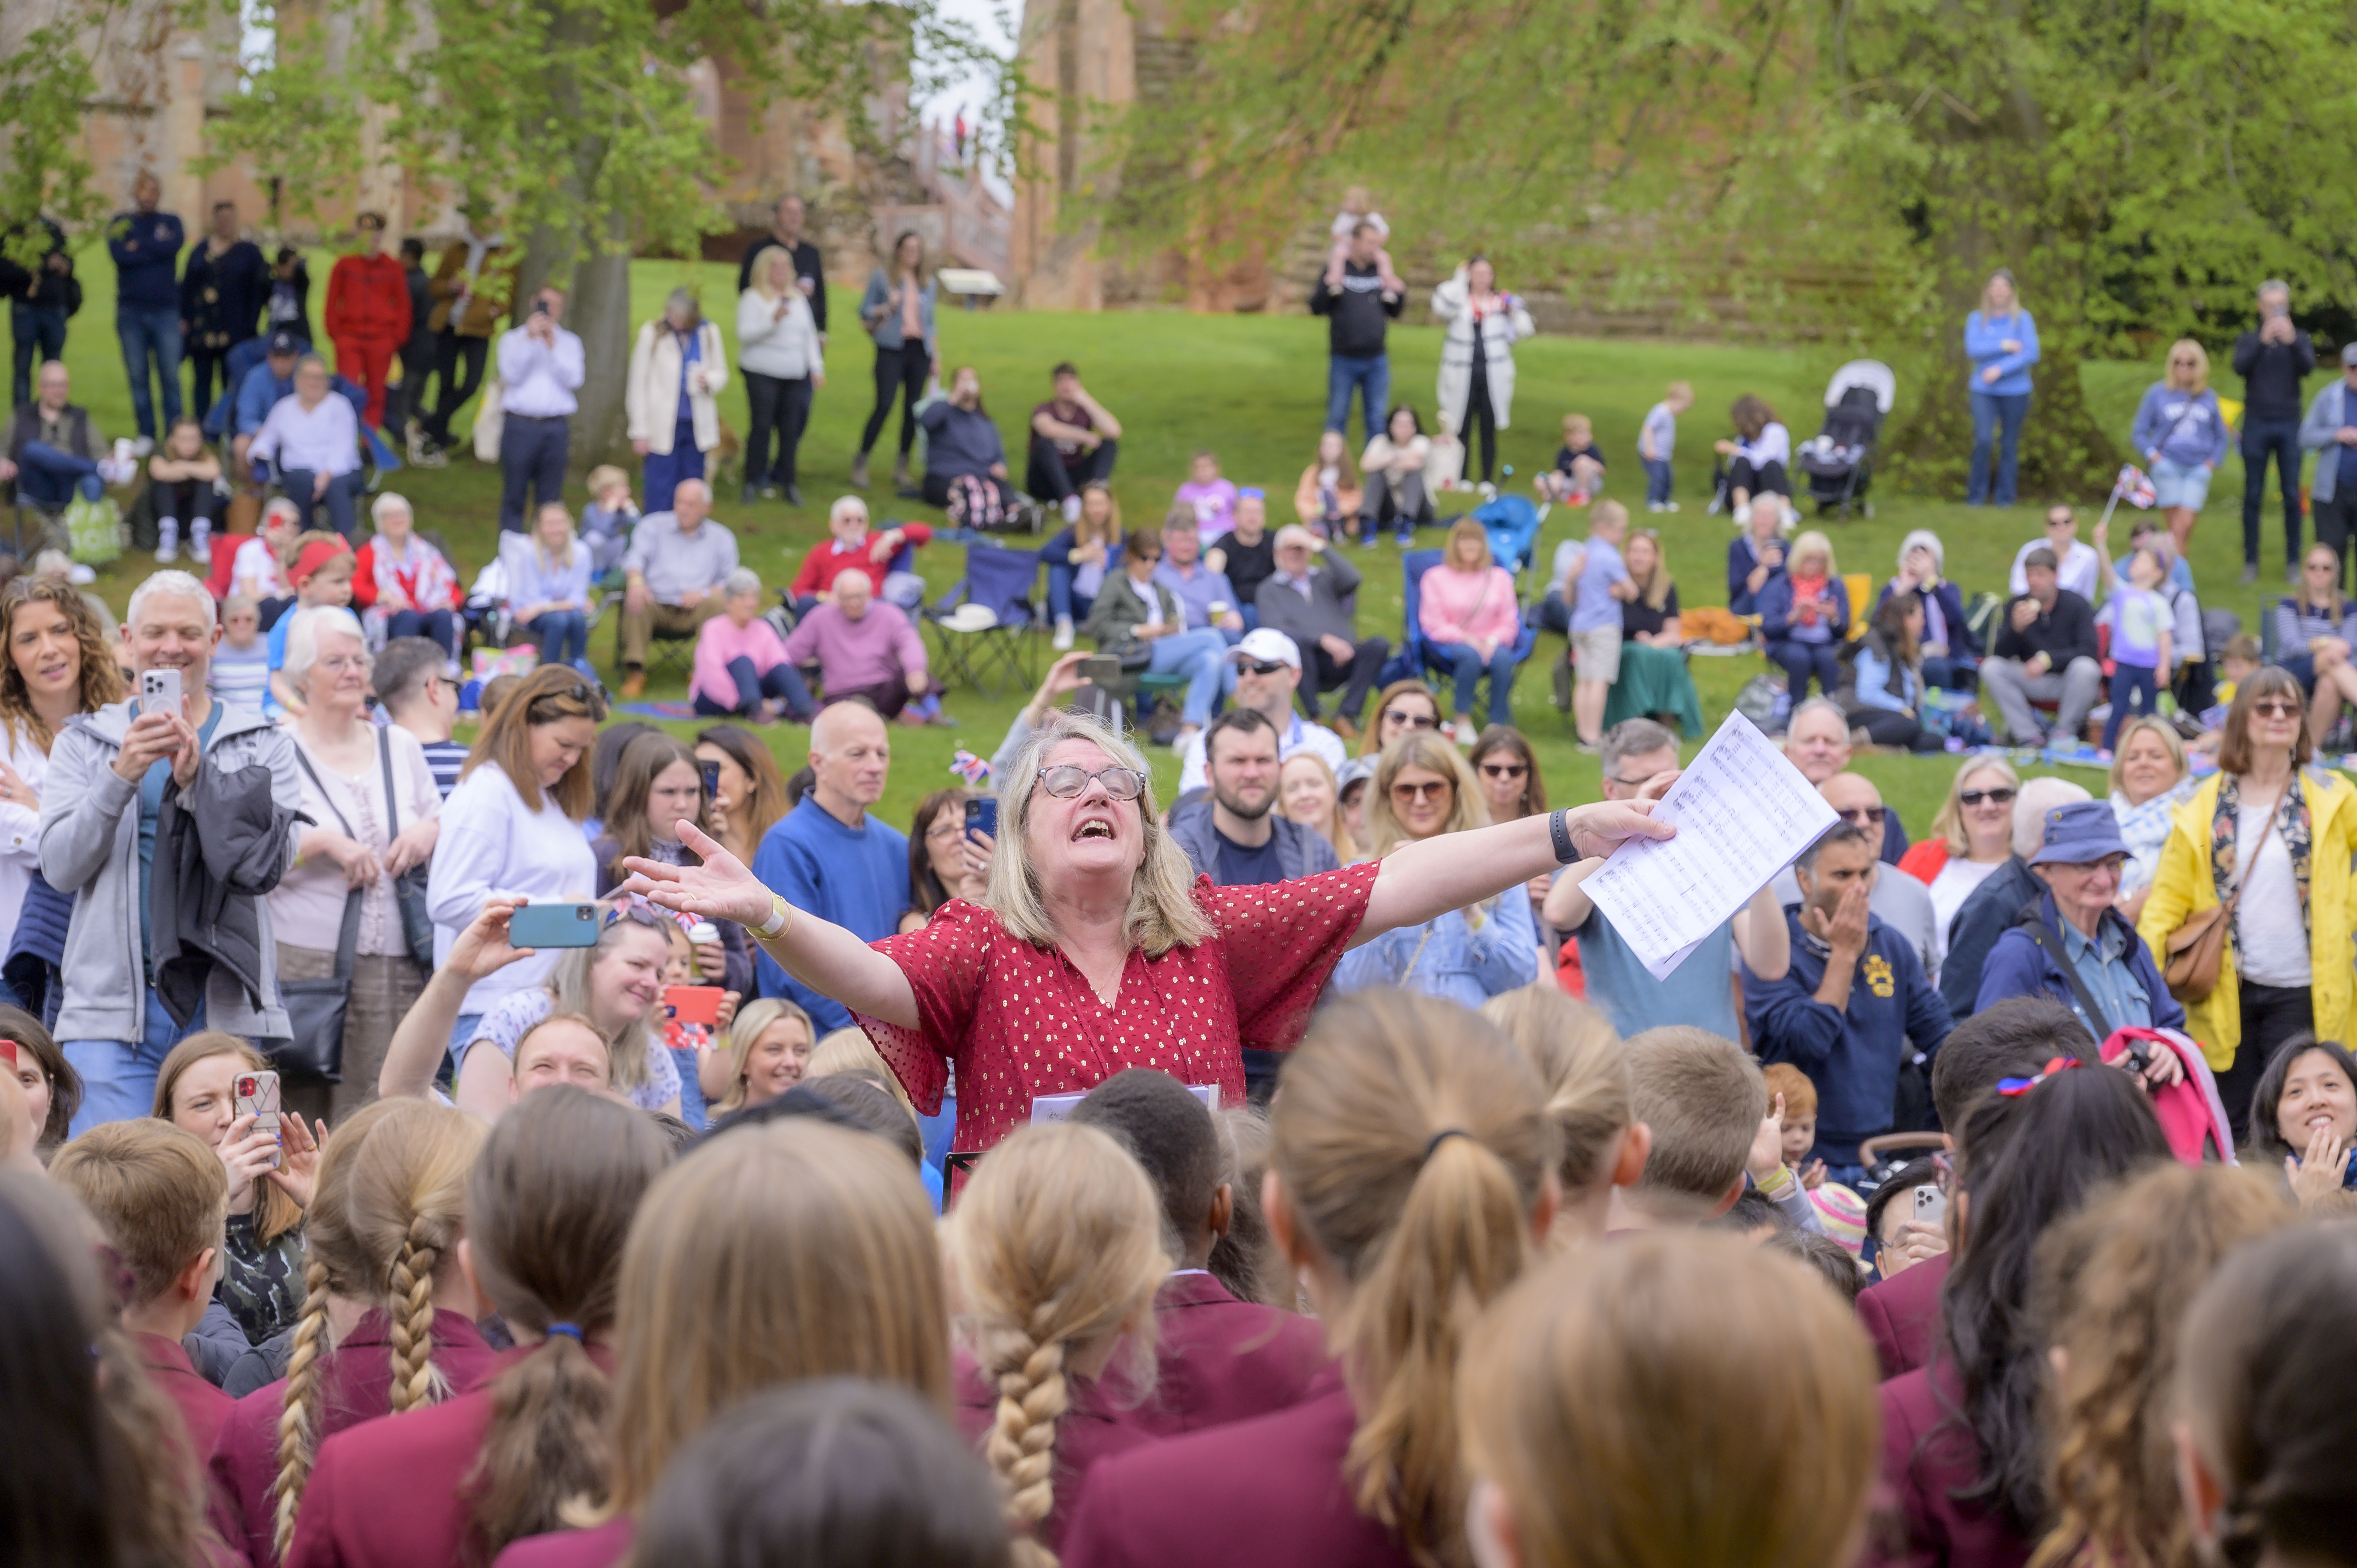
[107,208,186,311]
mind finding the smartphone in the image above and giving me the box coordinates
[141,667,183,715]
[234,1071,283,1168]
[1912,1184,1947,1228]
[664,985,724,1026]
[1078,653,1122,686]
[700,759,723,799]
[964,796,998,841]
[508,901,603,949]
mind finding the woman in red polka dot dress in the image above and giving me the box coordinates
[627,710,1670,1158]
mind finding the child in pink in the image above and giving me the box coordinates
[1173,451,1240,548]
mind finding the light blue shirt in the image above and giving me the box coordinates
[1574,905,1740,1040]
[1332,887,1537,1008]
[503,535,594,614]
[2058,912,2156,1033]
[1571,534,1629,634]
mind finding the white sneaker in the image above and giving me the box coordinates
[130,435,154,459]
[155,517,179,563]
[1662,500,1681,513]
[1061,494,1081,524]
[65,563,95,586]
[1052,614,1075,652]
[113,437,136,467]
[189,517,212,566]
[1733,502,1753,527]
[1647,500,1667,513]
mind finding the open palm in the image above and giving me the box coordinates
[624,819,777,929]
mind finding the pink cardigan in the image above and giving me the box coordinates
[689,614,794,711]
[1417,563,1520,648]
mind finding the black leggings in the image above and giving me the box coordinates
[860,343,930,457]
[744,371,813,487]
[1851,706,1936,752]
[1465,362,1498,484]
[2221,981,2316,1139]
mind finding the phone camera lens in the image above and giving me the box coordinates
[576,906,593,920]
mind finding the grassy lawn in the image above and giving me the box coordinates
[46,249,2293,833]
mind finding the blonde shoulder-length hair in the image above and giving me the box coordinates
[987,710,1213,956]
[1362,730,1491,859]
[2166,338,2211,394]
[1931,754,2022,857]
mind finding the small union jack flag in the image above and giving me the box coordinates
[2115,464,2158,509]
[949,749,992,786]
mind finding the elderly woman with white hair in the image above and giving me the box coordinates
[625,286,730,513]
[1877,528,1980,690]
[247,353,365,537]
[691,566,812,722]
[625,709,1672,1160]
[351,491,463,667]
[503,501,595,672]
[266,604,443,1122]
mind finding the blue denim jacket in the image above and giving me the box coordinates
[860,270,937,353]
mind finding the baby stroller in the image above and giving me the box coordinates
[1795,359,1894,519]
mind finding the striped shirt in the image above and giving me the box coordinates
[417,738,469,800]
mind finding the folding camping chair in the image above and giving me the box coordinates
[924,542,1041,699]
[1382,547,1541,687]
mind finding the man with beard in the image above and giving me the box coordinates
[1168,708,1340,889]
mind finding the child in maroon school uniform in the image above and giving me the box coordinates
[284,1088,672,1568]
[1059,990,1562,1568]
[209,1099,495,1568]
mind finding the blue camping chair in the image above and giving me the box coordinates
[1472,494,1547,579]
[925,542,1041,698]
[1382,548,1540,689]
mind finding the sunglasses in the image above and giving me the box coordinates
[603,897,682,932]
[1479,762,1528,780]
[1390,779,1452,803]
[2249,699,2302,719]
[1835,805,1887,825]
[1237,660,1289,677]
[1958,787,2018,807]
[528,681,601,717]
[1037,764,1148,801]
[1382,708,1439,730]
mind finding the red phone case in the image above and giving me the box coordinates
[665,986,724,1026]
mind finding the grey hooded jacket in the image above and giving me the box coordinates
[39,697,301,1043]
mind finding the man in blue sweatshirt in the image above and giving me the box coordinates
[750,699,910,1031]
[1744,822,1952,1188]
[106,172,186,449]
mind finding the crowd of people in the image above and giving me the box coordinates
[11,181,2357,1568]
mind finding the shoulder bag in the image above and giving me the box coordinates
[2163,809,2277,1005]
[277,743,361,1083]
[380,729,437,967]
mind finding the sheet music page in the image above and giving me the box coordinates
[1582,709,1839,980]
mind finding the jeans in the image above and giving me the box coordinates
[424,332,489,447]
[1922,654,1979,691]
[1146,628,1232,727]
[11,301,67,407]
[2103,661,2159,752]
[642,419,706,514]
[694,654,814,719]
[1326,352,1391,452]
[743,370,813,489]
[385,607,461,662]
[499,413,569,530]
[1436,641,1519,727]
[64,989,203,1134]
[116,304,184,439]
[279,468,365,537]
[1045,567,1099,625]
[670,1044,707,1129]
[1537,590,1572,635]
[2242,415,2304,566]
[1643,457,1673,505]
[1968,390,2030,506]
[14,440,102,508]
[523,607,588,667]
[1768,637,1841,701]
[1304,634,1391,723]
[862,342,931,457]
[1025,434,1118,503]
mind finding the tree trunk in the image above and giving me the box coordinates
[567,236,633,468]
[1883,335,2120,503]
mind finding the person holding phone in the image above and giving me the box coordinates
[903,787,990,933]
[1724,491,1790,616]
[42,571,304,1132]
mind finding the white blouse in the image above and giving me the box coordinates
[0,723,49,945]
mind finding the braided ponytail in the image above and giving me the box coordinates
[386,1218,443,1414]
[270,1257,332,1559]
[948,1122,1168,1562]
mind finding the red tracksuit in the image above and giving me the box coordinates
[325,251,412,429]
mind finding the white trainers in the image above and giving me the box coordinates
[1733,502,1753,527]
[1061,494,1082,524]
[189,517,212,566]
[1647,500,1667,513]
[1051,614,1075,652]
[155,517,179,563]
[1662,500,1681,513]
[128,435,153,460]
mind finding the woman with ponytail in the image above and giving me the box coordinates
[209,1098,492,1567]
[1061,989,1561,1568]
[1479,988,1649,1245]
[284,1086,671,1567]
[949,1120,1171,1558]
[493,1116,951,1567]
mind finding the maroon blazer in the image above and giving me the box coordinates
[1858,1252,1950,1383]
[1060,1372,1415,1568]
[955,1352,1163,1553]
[139,1330,234,1473]
[1871,1358,2032,1568]
[491,1518,634,1568]
[208,1311,498,1568]
[1133,1272,1330,1436]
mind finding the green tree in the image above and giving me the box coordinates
[0,0,122,270]
[1103,0,2357,500]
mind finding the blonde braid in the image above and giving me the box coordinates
[270,1258,332,1560]
[984,1312,1071,1539]
[386,1219,442,1414]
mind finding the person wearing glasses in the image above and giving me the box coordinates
[2139,668,2357,1135]
[1172,629,1345,795]
[1898,757,2021,962]
[1252,524,1389,739]
[1770,772,1937,982]
[623,708,1673,1160]
[1541,718,1790,1040]
[1357,679,1442,756]
[1975,802,2187,1043]
[1984,545,2103,747]
[268,605,443,1125]
[1782,698,1911,865]
[2130,338,2232,560]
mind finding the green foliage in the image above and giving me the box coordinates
[0,0,117,268]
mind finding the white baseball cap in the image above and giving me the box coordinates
[1228,628,1301,669]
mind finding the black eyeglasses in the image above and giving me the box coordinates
[1479,762,1528,780]
[1835,805,1886,825]
[1382,708,1439,730]
[1237,660,1288,677]
[1958,787,2017,807]
[1036,765,1148,801]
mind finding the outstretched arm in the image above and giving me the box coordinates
[625,819,920,1030]
[1355,803,1673,945]
[380,896,539,1103]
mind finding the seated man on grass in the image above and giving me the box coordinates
[781,568,932,722]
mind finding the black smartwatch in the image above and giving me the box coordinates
[1550,809,1577,864]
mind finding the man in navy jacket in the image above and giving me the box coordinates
[106,172,185,446]
[1746,822,1952,1187]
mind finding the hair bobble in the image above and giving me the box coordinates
[1424,1128,1474,1163]
[544,1322,585,1342]
[1997,1056,2082,1097]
